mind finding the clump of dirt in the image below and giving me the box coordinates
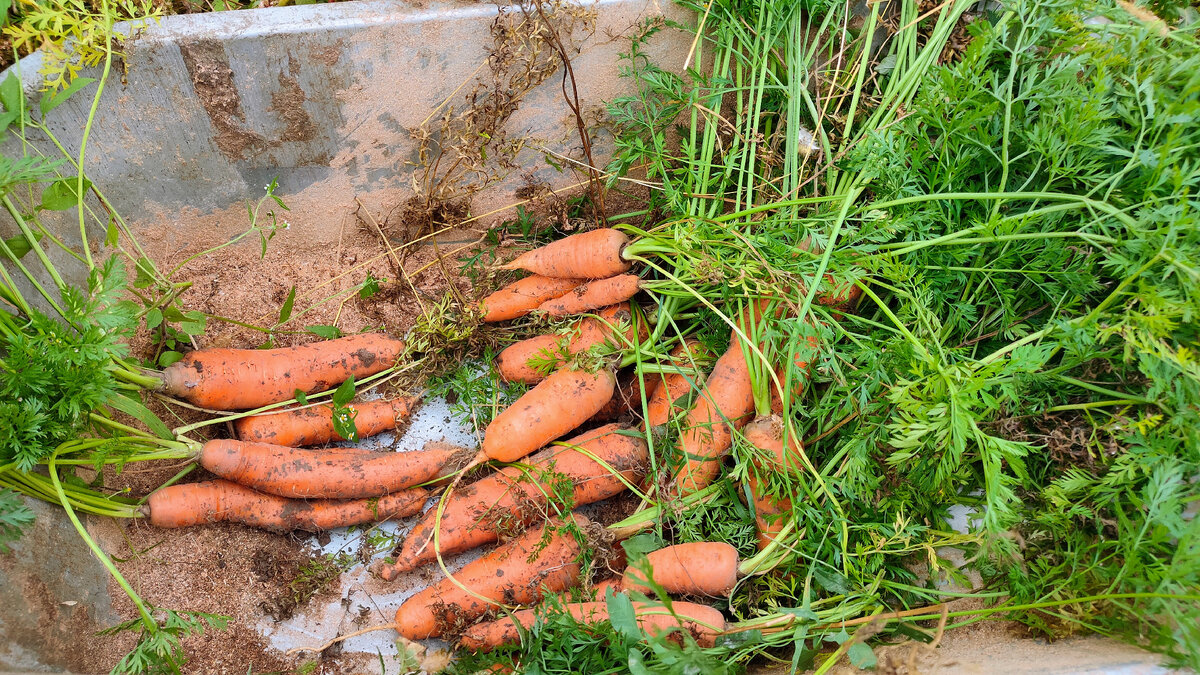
[261,552,355,622]
[994,409,1122,472]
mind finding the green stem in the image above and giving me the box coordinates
[75,9,117,270]
[46,458,168,665]
[2,195,66,290]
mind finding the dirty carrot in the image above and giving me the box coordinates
[497,334,564,384]
[393,514,589,639]
[198,439,475,499]
[381,423,647,578]
[537,274,641,317]
[743,415,804,549]
[458,600,726,651]
[158,333,406,410]
[233,397,418,447]
[500,228,631,279]
[497,303,643,386]
[568,302,644,356]
[674,339,755,495]
[622,542,740,598]
[482,275,583,322]
[481,367,617,463]
[645,339,711,428]
[144,479,427,533]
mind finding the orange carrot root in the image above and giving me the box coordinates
[500,228,631,279]
[645,339,712,428]
[482,275,583,322]
[381,423,647,578]
[482,368,617,463]
[589,370,642,423]
[233,397,417,447]
[622,542,740,598]
[159,333,405,410]
[458,600,726,651]
[537,274,641,317]
[198,439,474,499]
[673,339,755,495]
[769,333,820,414]
[145,479,426,532]
[394,515,588,639]
[744,415,804,549]
[496,334,565,384]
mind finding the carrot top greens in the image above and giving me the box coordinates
[455,0,1200,671]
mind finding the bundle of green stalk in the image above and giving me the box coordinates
[390,0,1200,672]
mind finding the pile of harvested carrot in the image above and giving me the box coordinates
[140,227,860,664]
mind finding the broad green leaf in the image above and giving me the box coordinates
[104,217,119,247]
[39,176,93,211]
[133,257,156,289]
[293,389,309,405]
[181,311,206,336]
[781,607,819,621]
[278,285,296,324]
[621,533,663,558]
[848,642,877,669]
[0,109,18,134]
[107,391,173,440]
[359,275,380,299]
[306,324,342,339]
[812,566,850,595]
[0,74,22,115]
[332,375,356,407]
[627,649,651,675]
[39,77,96,116]
[715,629,762,648]
[158,351,184,367]
[2,230,42,261]
[605,591,639,639]
[145,308,163,330]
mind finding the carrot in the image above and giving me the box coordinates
[500,228,631,279]
[568,302,644,356]
[537,275,641,317]
[158,333,405,410]
[645,340,712,428]
[673,339,755,495]
[744,415,803,549]
[380,423,647,578]
[622,542,739,598]
[458,600,726,651]
[233,397,417,447]
[481,368,617,463]
[198,439,475,499]
[497,303,643,386]
[497,334,564,384]
[482,275,583,322]
[144,479,426,533]
[394,514,588,639]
